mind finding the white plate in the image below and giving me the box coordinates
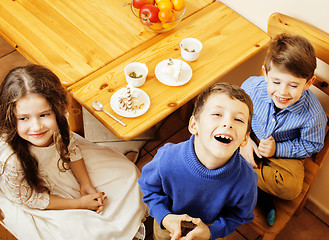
[155,59,192,86]
[110,87,150,118]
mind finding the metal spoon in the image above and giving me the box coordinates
[92,101,126,127]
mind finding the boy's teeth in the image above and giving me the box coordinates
[277,96,288,101]
[215,134,233,144]
[215,134,232,140]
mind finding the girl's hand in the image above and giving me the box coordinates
[162,214,193,240]
[240,136,262,168]
[259,135,276,158]
[80,185,106,213]
[80,184,97,196]
[182,218,210,240]
[70,159,105,208]
[79,192,108,214]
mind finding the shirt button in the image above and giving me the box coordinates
[272,119,275,122]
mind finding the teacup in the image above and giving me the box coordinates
[124,62,148,87]
[180,38,203,62]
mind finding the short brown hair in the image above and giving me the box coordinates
[192,82,253,133]
[264,33,316,81]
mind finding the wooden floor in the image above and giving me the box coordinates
[1,36,329,240]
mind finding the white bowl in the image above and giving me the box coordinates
[180,38,203,62]
[124,62,148,87]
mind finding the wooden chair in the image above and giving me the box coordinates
[0,210,17,240]
[246,13,329,240]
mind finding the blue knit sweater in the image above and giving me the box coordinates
[138,136,258,239]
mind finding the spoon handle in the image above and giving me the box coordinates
[102,109,127,127]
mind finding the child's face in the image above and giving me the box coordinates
[16,94,58,147]
[189,93,249,169]
[263,64,314,109]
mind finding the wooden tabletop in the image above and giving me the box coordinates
[0,0,213,86]
[69,1,270,140]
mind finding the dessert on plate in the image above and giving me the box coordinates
[161,58,182,82]
[118,86,145,113]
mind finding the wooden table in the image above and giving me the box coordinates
[0,0,212,86]
[69,1,270,140]
[0,0,213,134]
[0,0,270,140]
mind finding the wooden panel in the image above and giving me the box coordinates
[0,0,213,86]
[314,76,329,96]
[69,1,269,140]
[268,13,329,65]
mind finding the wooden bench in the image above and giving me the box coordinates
[246,12,329,240]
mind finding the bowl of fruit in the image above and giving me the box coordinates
[131,0,186,33]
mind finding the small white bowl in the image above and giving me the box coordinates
[124,62,148,87]
[180,38,203,62]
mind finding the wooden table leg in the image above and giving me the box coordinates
[68,94,84,136]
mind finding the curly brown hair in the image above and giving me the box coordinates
[0,65,71,193]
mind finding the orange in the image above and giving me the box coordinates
[162,11,177,29]
[157,0,173,11]
[158,9,174,23]
[170,0,185,11]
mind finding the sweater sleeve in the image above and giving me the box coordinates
[138,147,172,228]
[208,171,258,239]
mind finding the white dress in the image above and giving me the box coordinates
[0,133,146,240]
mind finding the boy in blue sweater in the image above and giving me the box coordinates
[138,83,258,240]
[240,33,327,226]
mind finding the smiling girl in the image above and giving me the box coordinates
[0,65,146,240]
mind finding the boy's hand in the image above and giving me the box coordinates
[259,135,276,157]
[182,218,211,240]
[240,136,262,168]
[162,214,193,240]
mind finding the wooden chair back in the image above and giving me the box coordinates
[246,12,329,240]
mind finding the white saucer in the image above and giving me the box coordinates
[155,59,192,86]
[110,87,150,118]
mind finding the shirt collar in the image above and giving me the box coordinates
[284,92,306,114]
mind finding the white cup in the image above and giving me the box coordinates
[124,62,148,87]
[180,38,203,62]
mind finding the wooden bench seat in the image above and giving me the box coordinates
[246,12,329,240]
